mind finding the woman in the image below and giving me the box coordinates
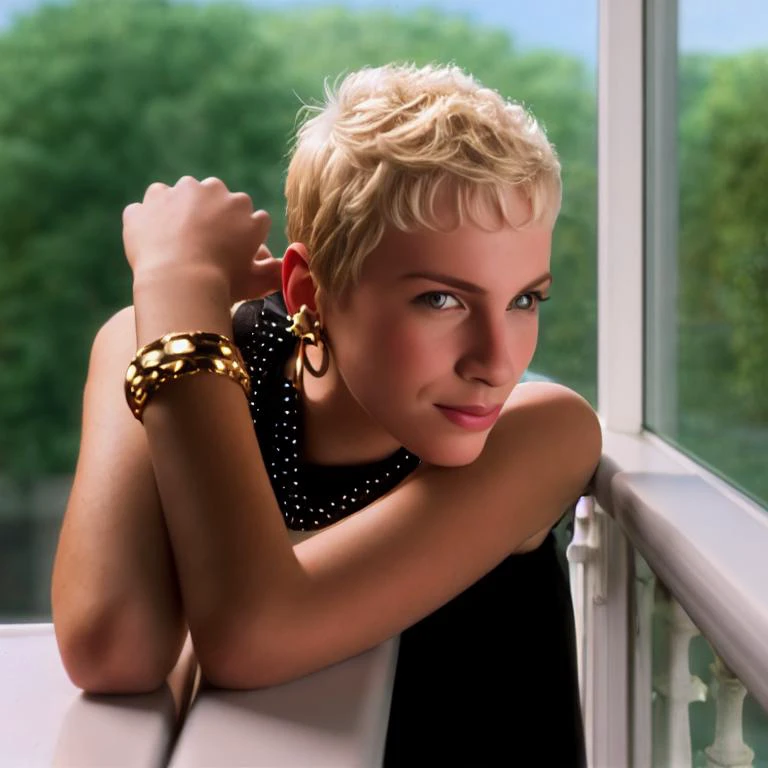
[52,62,600,765]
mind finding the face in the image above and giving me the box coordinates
[316,193,553,467]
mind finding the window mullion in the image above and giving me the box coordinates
[597,0,644,433]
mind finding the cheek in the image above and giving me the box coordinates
[335,322,428,399]
[377,324,434,378]
[511,316,540,367]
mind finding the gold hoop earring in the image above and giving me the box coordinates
[288,304,329,393]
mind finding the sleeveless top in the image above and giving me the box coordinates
[232,291,587,767]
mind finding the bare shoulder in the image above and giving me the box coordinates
[499,380,600,455]
[87,299,244,428]
[77,303,147,477]
[92,305,136,360]
[414,382,602,553]
[501,380,596,419]
[502,381,601,501]
[95,301,243,355]
[486,380,602,476]
[493,382,601,551]
[384,380,601,550]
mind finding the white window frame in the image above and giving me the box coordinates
[592,1,768,767]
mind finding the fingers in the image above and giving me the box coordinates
[122,202,141,224]
[251,208,271,230]
[250,209,271,243]
[253,244,274,261]
[174,175,200,188]
[134,177,267,232]
[231,191,254,214]
[142,181,170,203]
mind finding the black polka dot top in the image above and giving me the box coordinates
[231,290,421,532]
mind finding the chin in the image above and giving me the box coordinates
[410,437,487,468]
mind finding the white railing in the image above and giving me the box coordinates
[569,430,768,768]
[4,435,768,767]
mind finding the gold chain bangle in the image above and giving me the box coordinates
[124,331,251,422]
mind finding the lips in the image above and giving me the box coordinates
[436,404,502,417]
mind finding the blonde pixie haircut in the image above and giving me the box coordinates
[285,62,562,302]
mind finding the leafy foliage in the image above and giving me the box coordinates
[0,0,297,478]
[0,0,599,481]
[3,0,765,496]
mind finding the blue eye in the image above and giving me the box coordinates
[513,292,549,311]
[416,292,462,310]
[416,290,551,312]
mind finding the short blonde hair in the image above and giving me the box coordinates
[285,62,562,301]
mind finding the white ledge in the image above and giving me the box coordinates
[0,623,195,767]
[594,429,768,712]
[167,637,399,767]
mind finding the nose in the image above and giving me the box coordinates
[456,314,522,388]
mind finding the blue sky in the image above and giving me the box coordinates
[1,0,767,64]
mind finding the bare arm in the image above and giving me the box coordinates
[226,382,600,688]
[51,306,188,693]
[118,178,601,691]
[131,270,601,689]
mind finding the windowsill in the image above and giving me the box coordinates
[594,427,768,713]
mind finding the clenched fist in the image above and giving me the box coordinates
[123,176,282,303]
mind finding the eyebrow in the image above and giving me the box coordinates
[399,270,553,295]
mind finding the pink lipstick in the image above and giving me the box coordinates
[435,404,503,430]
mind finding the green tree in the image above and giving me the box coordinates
[678,51,768,420]
[0,0,297,480]
[0,0,598,482]
[704,51,768,420]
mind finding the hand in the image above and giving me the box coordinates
[123,176,283,303]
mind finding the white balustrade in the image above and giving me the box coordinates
[566,497,631,767]
[705,656,755,768]
[634,554,657,768]
[569,524,762,768]
[652,592,707,767]
[567,496,604,714]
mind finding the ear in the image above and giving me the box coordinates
[282,243,319,316]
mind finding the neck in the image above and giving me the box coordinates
[285,344,402,466]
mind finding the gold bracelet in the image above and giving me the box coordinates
[125,331,251,422]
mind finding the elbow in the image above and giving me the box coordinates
[195,619,291,691]
[54,611,184,695]
[195,633,264,691]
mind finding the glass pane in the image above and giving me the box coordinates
[0,0,596,621]
[645,0,768,508]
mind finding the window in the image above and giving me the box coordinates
[645,0,768,508]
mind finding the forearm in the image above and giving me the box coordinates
[53,308,189,691]
[133,270,300,668]
[53,483,187,690]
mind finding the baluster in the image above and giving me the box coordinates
[566,496,604,711]
[705,655,755,768]
[653,592,707,767]
[633,555,656,768]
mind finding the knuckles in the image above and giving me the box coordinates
[200,176,226,189]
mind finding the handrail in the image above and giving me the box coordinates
[594,428,768,713]
[167,638,399,767]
